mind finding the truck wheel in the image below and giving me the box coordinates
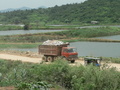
[71,60,75,63]
[47,56,53,62]
[42,56,47,62]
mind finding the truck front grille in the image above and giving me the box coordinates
[69,55,78,58]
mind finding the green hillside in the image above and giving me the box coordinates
[0,0,120,24]
[48,0,120,24]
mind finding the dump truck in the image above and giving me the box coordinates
[38,40,78,63]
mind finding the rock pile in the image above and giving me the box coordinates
[42,40,64,45]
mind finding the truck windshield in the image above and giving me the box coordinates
[67,48,77,53]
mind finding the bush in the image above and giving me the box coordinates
[17,81,53,90]
[0,59,120,90]
[102,57,120,64]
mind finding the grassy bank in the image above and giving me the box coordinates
[0,27,120,43]
[30,24,81,30]
[54,27,120,38]
[102,57,120,63]
[0,59,120,90]
[61,38,120,43]
[0,33,66,43]
[0,24,81,31]
[0,43,40,49]
[0,25,23,31]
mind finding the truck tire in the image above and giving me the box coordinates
[42,56,47,62]
[47,56,53,62]
[71,60,75,63]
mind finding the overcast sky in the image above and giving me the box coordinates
[0,0,86,10]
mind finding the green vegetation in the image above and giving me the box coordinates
[0,43,39,49]
[0,31,66,43]
[29,24,81,30]
[0,24,82,31]
[102,57,120,64]
[0,59,120,90]
[0,25,23,31]
[55,27,120,38]
[0,27,120,44]
[48,0,120,24]
[0,0,120,25]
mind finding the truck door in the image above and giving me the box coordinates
[61,48,69,58]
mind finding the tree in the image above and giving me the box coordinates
[23,20,30,30]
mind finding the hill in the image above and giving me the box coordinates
[0,0,120,24]
[48,0,120,24]
[0,7,31,13]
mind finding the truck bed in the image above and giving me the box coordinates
[38,44,68,56]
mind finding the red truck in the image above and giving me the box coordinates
[38,43,78,63]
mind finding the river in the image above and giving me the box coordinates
[95,35,120,40]
[0,30,64,36]
[70,41,120,57]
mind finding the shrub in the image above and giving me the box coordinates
[0,59,120,90]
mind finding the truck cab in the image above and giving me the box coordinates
[61,47,78,63]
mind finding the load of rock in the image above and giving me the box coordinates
[42,40,64,45]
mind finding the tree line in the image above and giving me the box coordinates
[0,0,120,25]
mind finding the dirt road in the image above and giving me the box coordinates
[0,53,120,71]
[0,53,41,63]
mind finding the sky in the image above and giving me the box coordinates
[0,0,86,10]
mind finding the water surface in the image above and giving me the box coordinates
[3,41,120,58]
[70,42,120,58]
[95,35,120,40]
[0,30,64,36]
